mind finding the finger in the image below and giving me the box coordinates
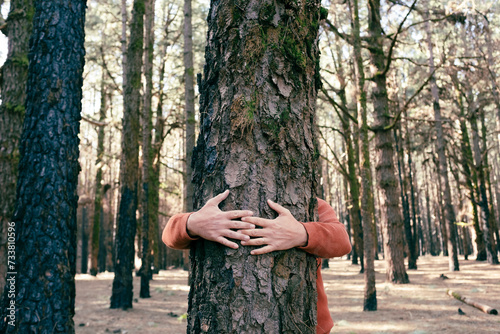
[223,230,251,242]
[241,237,268,246]
[267,199,290,216]
[226,221,255,230]
[225,210,254,220]
[239,228,267,238]
[241,216,271,227]
[206,190,230,207]
[215,236,238,249]
[250,245,275,255]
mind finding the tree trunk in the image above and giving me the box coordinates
[394,123,417,269]
[469,111,498,264]
[188,1,323,332]
[139,0,155,299]
[348,0,377,309]
[367,0,408,283]
[452,79,487,261]
[183,0,195,213]
[0,0,86,331]
[425,9,459,271]
[0,0,33,296]
[111,0,144,309]
[91,73,107,276]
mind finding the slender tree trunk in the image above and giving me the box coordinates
[367,0,408,283]
[394,123,416,269]
[91,73,107,276]
[81,203,90,273]
[189,1,323,332]
[139,0,155,298]
[469,112,498,264]
[425,9,459,271]
[348,0,377,308]
[0,0,33,296]
[0,0,86,331]
[424,162,437,255]
[111,0,144,309]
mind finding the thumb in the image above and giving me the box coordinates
[267,199,290,216]
[205,189,230,207]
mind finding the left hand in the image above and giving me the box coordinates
[239,199,308,255]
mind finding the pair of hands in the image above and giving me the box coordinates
[186,190,308,255]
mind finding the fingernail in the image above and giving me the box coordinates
[250,224,255,229]
[241,217,247,221]
[268,199,274,203]
[248,211,253,215]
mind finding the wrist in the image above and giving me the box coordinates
[186,213,198,238]
[296,222,308,247]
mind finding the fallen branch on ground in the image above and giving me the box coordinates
[447,289,498,315]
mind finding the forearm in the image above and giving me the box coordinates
[162,213,197,250]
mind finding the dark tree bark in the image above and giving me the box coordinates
[0,0,33,295]
[0,0,86,331]
[367,0,409,283]
[139,0,155,299]
[188,0,323,332]
[110,0,144,309]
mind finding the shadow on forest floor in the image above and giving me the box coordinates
[74,255,500,333]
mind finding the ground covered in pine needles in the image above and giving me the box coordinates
[74,255,500,333]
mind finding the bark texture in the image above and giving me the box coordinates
[0,0,86,331]
[139,0,155,299]
[188,0,322,332]
[0,0,33,295]
[367,0,408,283]
[111,0,144,309]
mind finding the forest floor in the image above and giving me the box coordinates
[74,255,500,334]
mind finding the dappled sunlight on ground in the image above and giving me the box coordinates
[74,256,500,333]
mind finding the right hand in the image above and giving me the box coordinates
[186,190,255,249]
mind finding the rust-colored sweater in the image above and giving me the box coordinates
[162,198,352,334]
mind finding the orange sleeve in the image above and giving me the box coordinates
[162,212,198,250]
[297,198,352,258]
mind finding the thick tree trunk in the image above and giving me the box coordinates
[367,0,408,283]
[425,10,459,271]
[139,0,155,299]
[348,0,377,309]
[0,0,86,331]
[188,1,322,332]
[111,0,144,309]
[0,0,33,296]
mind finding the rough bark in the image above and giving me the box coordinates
[0,0,86,331]
[139,0,155,299]
[110,0,144,309]
[188,0,322,332]
[367,0,409,283]
[0,0,33,296]
[425,9,459,271]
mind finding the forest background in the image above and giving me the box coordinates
[0,0,500,332]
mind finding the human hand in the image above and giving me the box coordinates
[239,199,308,255]
[186,190,255,249]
